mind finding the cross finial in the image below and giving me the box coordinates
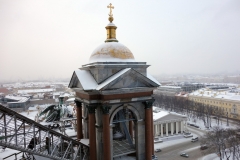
[107,3,114,17]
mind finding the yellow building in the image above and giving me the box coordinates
[189,88,240,120]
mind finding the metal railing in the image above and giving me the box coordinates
[0,104,89,160]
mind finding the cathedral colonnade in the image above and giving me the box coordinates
[153,120,185,137]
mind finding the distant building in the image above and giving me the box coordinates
[0,87,12,95]
[180,83,205,92]
[4,95,30,111]
[153,107,187,137]
[189,87,240,120]
[17,88,55,94]
[154,85,182,96]
[0,93,4,102]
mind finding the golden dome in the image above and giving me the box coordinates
[89,42,135,63]
[88,3,135,63]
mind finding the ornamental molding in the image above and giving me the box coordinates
[101,105,111,114]
[143,99,155,109]
[86,104,97,114]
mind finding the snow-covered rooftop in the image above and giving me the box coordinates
[18,88,55,94]
[189,88,240,101]
[5,95,29,103]
[159,85,181,89]
[152,106,187,121]
[72,68,160,91]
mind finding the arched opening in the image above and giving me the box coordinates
[110,105,140,158]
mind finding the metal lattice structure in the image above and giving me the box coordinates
[0,105,89,160]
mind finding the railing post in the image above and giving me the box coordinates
[23,121,26,148]
[4,114,7,142]
[39,130,41,151]
[33,123,35,150]
[14,115,17,145]
[71,140,73,160]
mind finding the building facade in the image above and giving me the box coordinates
[152,107,187,137]
[189,88,240,120]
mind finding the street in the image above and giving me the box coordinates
[155,124,210,160]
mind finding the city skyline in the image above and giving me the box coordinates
[1,0,240,82]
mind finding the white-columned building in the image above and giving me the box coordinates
[152,107,187,137]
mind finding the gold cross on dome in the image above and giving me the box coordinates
[107,3,114,17]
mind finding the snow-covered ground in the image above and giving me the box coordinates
[186,113,239,131]
[0,148,23,160]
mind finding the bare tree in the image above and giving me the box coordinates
[201,127,240,160]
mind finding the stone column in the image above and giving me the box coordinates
[176,122,178,135]
[171,122,173,135]
[87,105,97,160]
[101,105,111,160]
[181,121,183,133]
[150,105,154,155]
[75,100,83,140]
[143,101,154,160]
[155,124,158,136]
[166,123,168,136]
[161,124,163,137]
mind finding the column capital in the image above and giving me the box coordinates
[86,104,97,114]
[143,99,155,109]
[101,105,111,114]
[74,100,82,108]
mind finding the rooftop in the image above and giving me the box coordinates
[189,88,240,101]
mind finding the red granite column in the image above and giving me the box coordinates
[102,105,111,160]
[144,101,153,160]
[87,105,97,160]
[75,100,83,140]
[151,107,154,155]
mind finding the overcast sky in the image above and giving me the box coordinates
[1,0,240,82]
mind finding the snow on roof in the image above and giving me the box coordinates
[89,42,135,63]
[75,69,98,90]
[147,73,161,86]
[18,88,54,94]
[189,88,240,101]
[153,110,169,121]
[96,68,131,90]
[5,95,29,103]
[152,106,187,121]
[73,68,160,91]
[66,98,75,102]
[159,85,181,89]
[53,92,61,96]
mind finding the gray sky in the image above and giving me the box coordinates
[1,0,240,82]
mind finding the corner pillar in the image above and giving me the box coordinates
[151,108,154,155]
[87,105,97,160]
[101,105,111,160]
[75,100,83,140]
[143,100,154,160]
